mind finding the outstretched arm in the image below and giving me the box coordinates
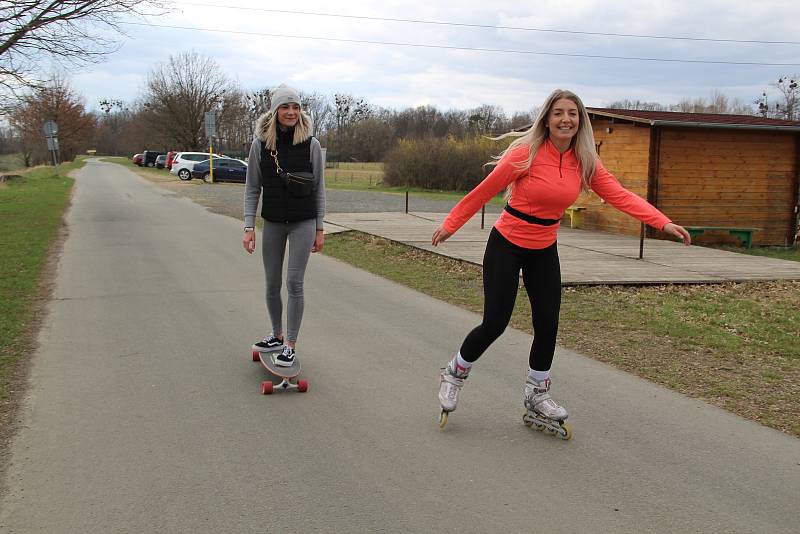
[591,161,690,245]
[435,145,529,243]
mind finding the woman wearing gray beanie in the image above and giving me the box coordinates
[243,84,326,367]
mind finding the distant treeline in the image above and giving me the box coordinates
[4,51,797,174]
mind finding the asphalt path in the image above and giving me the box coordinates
[1,159,798,533]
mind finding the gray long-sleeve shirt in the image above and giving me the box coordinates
[243,137,326,230]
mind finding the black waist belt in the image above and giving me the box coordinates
[504,205,560,226]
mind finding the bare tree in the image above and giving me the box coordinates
[467,104,507,134]
[756,76,799,120]
[333,93,372,132]
[0,1,164,106]
[215,88,250,157]
[606,99,668,111]
[244,87,272,140]
[672,90,754,115]
[298,90,331,138]
[328,93,372,160]
[95,98,126,156]
[143,51,238,151]
[10,75,96,165]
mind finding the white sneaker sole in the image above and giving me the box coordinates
[252,344,283,352]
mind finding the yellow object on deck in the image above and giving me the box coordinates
[564,206,586,228]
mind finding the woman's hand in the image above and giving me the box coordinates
[312,229,324,253]
[243,229,256,254]
[431,225,452,246]
[663,223,691,246]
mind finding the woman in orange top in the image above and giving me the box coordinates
[432,89,690,436]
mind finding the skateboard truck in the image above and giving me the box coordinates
[252,350,308,395]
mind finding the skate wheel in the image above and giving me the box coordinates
[252,350,260,362]
[297,379,308,393]
[261,381,273,395]
[438,411,448,429]
[558,423,573,441]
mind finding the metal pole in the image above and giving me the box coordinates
[638,222,645,259]
[405,190,409,214]
[209,142,214,183]
[481,205,485,229]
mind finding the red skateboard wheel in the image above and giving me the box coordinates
[252,350,260,362]
[297,380,309,393]
[261,381,273,395]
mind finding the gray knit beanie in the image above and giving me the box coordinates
[269,84,301,115]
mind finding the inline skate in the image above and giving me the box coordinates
[523,377,573,440]
[438,358,470,428]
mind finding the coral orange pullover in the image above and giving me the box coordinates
[442,140,672,249]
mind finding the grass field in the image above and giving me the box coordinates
[0,160,83,408]
[0,154,26,173]
[322,231,800,437]
[715,244,800,262]
[325,162,509,204]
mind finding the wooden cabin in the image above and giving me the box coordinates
[578,108,800,246]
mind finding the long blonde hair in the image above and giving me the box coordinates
[261,108,314,151]
[493,89,598,192]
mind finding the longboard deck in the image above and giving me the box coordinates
[259,351,301,379]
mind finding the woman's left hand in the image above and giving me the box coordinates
[663,223,691,245]
[312,230,324,253]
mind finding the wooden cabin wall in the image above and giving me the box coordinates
[576,120,651,236]
[656,128,797,245]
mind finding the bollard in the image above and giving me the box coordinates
[639,222,645,259]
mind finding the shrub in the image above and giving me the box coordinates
[383,135,508,191]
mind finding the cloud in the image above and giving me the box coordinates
[62,0,800,113]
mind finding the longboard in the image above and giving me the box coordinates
[251,349,308,394]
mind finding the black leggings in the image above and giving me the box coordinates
[460,228,561,371]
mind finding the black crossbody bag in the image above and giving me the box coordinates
[270,149,314,198]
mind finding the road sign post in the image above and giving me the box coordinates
[205,111,217,183]
[42,121,60,167]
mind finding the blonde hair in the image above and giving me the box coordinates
[493,89,598,192]
[263,107,314,151]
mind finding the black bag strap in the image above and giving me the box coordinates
[504,204,560,226]
[268,135,315,174]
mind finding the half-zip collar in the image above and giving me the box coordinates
[544,139,572,179]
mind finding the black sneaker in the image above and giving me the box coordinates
[252,334,283,352]
[274,346,296,367]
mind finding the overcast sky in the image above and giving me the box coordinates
[66,0,800,115]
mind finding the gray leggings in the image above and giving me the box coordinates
[261,219,316,342]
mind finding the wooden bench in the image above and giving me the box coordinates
[563,206,586,228]
[684,226,759,249]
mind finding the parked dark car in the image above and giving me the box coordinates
[142,150,166,167]
[155,154,167,169]
[191,158,247,182]
[132,153,143,166]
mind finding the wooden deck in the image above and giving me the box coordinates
[324,212,800,285]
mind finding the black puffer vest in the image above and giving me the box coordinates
[260,129,316,223]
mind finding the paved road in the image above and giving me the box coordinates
[1,160,798,533]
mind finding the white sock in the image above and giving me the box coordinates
[455,352,472,370]
[528,368,550,382]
